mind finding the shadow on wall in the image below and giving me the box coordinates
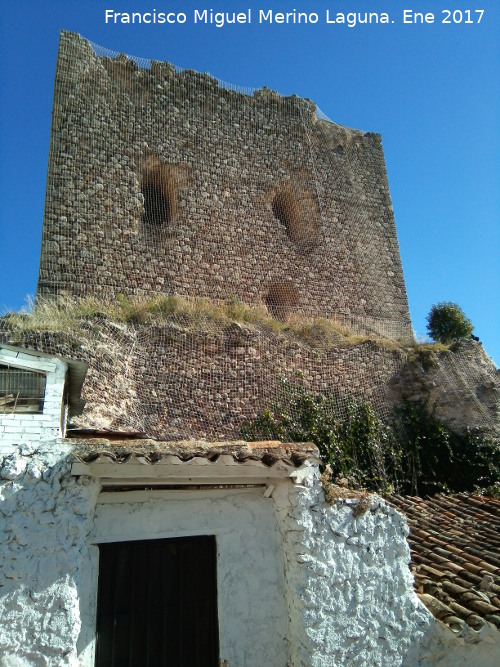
[141,157,188,227]
[265,281,300,320]
[271,180,321,252]
[401,608,500,667]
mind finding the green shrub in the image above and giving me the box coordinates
[241,378,394,492]
[426,302,473,344]
[392,399,499,495]
[241,378,499,496]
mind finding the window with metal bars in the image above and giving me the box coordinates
[0,364,46,413]
[95,536,219,667]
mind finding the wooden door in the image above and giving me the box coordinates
[95,536,219,667]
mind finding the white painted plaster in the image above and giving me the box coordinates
[0,442,100,667]
[92,487,289,667]
[1,445,498,666]
[0,351,67,453]
[273,466,500,667]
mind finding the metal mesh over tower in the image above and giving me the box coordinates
[17,31,495,441]
[39,31,412,339]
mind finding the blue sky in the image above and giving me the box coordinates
[0,0,498,364]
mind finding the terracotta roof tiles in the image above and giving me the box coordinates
[71,438,320,469]
[388,494,500,633]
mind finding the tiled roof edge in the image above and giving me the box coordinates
[70,438,320,469]
[388,494,500,634]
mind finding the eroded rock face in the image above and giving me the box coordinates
[1,318,498,441]
[390,339,500,437]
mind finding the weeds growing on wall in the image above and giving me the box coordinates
[2,295,392,349]
[241,377,499,496]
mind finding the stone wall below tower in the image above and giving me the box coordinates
[1,317,497,441]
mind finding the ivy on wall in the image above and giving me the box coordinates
[241,377,499,496]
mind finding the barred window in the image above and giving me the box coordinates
[0,365,46,414]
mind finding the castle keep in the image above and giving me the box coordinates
[18,31,499,442]
[1,31,499,667]
[38,31,412,340]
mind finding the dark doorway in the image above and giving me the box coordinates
[95,536,219,667]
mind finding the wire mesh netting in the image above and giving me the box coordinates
[39,32,412,333]
[5,30,495,440]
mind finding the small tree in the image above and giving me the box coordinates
[426,302,473,344]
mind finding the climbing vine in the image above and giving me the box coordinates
[241,377,499,496]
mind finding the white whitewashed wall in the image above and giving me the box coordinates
[273,467,499,667]
[0,443,497,666]
[0,443,100,667]
[0,353,67,453]
[93,487,289,667]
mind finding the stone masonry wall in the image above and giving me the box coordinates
[0,319,408,439]
[38,31,412,340]
[1,321,498,441]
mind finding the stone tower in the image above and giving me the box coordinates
[38,31,412,340]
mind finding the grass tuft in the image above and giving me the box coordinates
[0,293,443,356]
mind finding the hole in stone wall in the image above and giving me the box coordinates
[142,182,171,226]
[272,188,301,242]
[141,159,179,226]
[265,282,300,320]
[271,183,320,250]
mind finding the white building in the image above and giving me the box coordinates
[1,343,498,666]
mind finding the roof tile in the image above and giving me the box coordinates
[387,494,500,633]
